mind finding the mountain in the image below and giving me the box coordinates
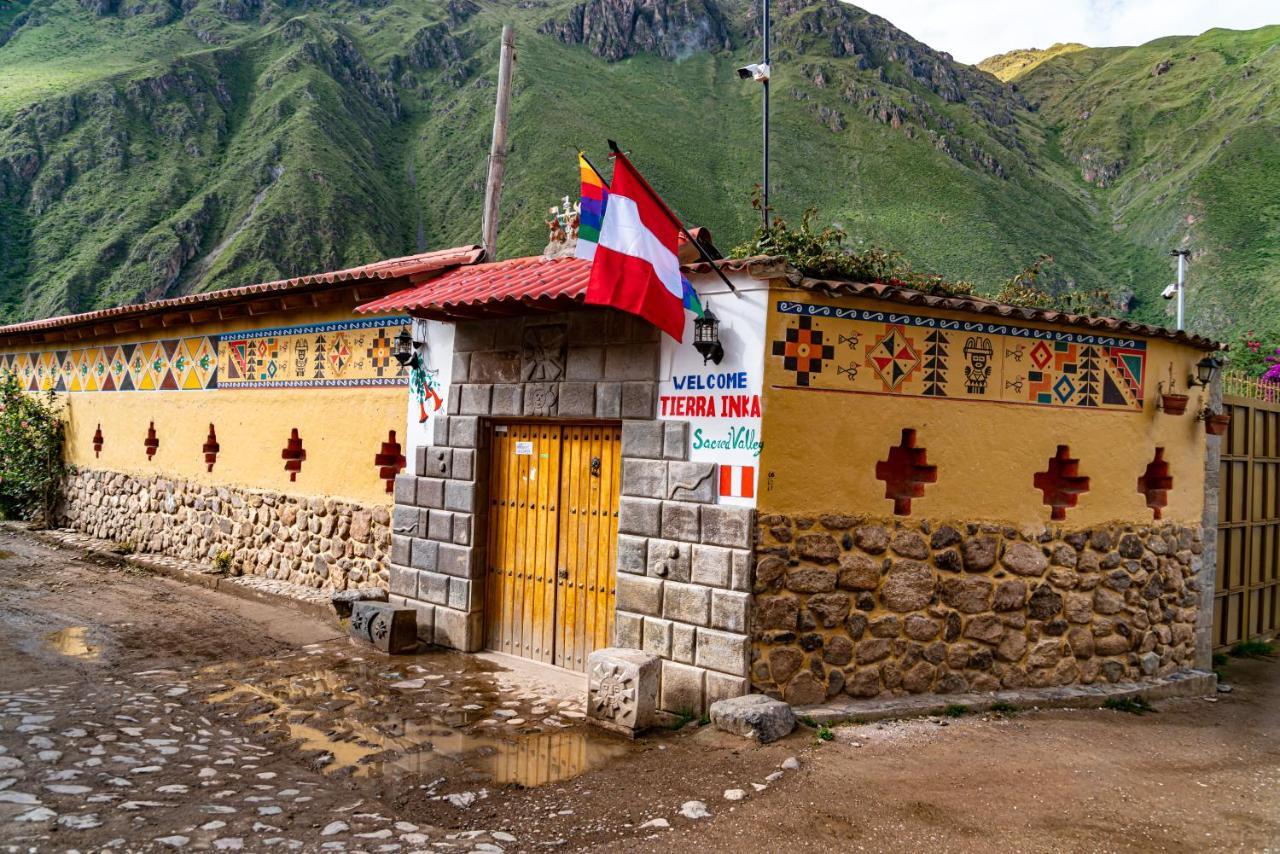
[1008,27,1280,339]
[0,0,1275,344]
[977,43,1085,81]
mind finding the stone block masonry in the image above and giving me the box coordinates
[62,468,391,591]
[389,309,755,711]
[616,419,754,715]
[753,515,1206,705]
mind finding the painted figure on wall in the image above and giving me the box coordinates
[770,300,1147,412]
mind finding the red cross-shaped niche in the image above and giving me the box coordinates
[1034,445,1090,520]
[874,428,938,516]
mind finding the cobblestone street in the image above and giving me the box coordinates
[2,527,1279,853]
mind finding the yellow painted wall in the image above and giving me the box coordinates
[1,306,409,506]
[759,286,1211,526]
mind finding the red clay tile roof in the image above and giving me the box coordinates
[0,246,483,344]
[356,255,594,318]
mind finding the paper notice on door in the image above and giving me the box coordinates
[515,441,534,455]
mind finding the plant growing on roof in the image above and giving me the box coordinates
[730,198,976,298]
[993,255,1115,316]
[0,373,67,525]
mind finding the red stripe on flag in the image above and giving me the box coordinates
[741,466,754,499]
[586,245,685,342]
[720,466,732,497]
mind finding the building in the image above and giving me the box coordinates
[0,240,1224,715]
[360,247,1220,712]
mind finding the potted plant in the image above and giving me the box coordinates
[1157,364,1189,415]
[1205,410,1231,436]
[1160,390,1190,415]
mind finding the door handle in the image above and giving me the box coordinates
[590,456,601,477]
[557,568,569,581]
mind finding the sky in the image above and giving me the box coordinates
[852,0,1278,65]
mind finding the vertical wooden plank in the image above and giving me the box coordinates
[517,423,535,659]
[605,426,621,646]
[580,428,600,666]
[484,427,505,651]
[502,426,522,656]
[541,427,562,665]
[575,429,595,671]
[558,428,581,669]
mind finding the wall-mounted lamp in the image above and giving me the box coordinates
[693,307,725,365]
[1187,353,1223,388]
[393,328,421,370]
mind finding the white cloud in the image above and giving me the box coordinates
[848,0,1278,64]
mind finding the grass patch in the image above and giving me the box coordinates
[988,700,1019,716]
[698,712,710,727]
[816,725,834,742]
[943,704,969,718]
[797,715,819,728]
[1212,651,1229,668]
[1229,640,1275,658]
[1102,696,1155,715]
[666,708,696,730]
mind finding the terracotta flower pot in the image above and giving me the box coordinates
[1160,393,1190,415]
[1206,412,1231,436]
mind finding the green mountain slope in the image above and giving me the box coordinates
[977,42,1086,81]
[0,0,1274,343]
[1015,26,1280,337]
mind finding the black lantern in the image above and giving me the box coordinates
[693,307,724,365]
[393,328,420,369]
[1188,353,1222,388]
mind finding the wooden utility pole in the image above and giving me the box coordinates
[481,24,516,261]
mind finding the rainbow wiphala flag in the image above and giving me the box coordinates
[574,153,608,262]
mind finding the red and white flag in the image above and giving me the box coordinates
[584,152,685,341]
[720,465,755,500]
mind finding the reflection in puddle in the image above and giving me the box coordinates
[45,626,100,660]
[204,660,626,789]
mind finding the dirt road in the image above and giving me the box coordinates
[0,527,1277,853]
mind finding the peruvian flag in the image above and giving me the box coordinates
[584,151,686,341]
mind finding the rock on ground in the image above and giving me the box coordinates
[709,694,796,743]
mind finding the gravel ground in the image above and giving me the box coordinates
[1,527,1277,853]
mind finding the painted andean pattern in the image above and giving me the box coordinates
[771,302,1147,411]
[0,317,413,393]
[218,317,411,389]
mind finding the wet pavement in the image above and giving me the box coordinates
[0,527,805,853]
[198,642,628,790]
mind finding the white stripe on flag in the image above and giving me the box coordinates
[574,239,597,262]
[596,194,682,300]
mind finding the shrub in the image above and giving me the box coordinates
[943,704,968,718]
[816,725,834,742]
[0,373,67,525]
[989,701,1018,716]
[213,550,235,573]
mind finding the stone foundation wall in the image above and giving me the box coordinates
[62,468,391,590]
[752,515,1205,704]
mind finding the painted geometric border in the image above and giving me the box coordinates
[776,301,1147,351]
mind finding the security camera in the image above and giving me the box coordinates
[736,63,771,83]
[1161,283,1178,300]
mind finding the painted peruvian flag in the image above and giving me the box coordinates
[584,151,686,341]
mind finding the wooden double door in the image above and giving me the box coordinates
[484,421,621,672]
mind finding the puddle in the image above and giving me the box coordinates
[201,646,628,789]
[44,626,101,660]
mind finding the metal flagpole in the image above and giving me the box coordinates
[1171,249,1189,331]
[762,0,770,227]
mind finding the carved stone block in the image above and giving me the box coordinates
[349,601,418,654]
[586,647,660,737]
